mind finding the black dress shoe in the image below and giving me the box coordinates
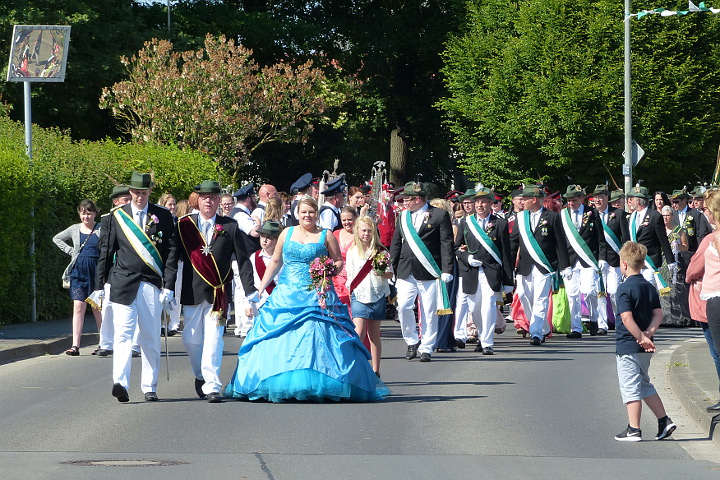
[195,378,207,399]
[482,347,494,355]
[455,339,466,349]
[168,329,178,337]
[405,342,420,360]
[207,392,223,403]
[474,344,483,352]
[144,392,158,402]
[530,336,542,346]
[97,349,113,357]
[583,321,599,336]
[419,352,432,362]
[566,331,582,339]
[160,327,166,337]
[112,383,129,403]
[132,350,141,358]
[707,401,720,412]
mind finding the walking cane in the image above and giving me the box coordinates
[162,307,170,381]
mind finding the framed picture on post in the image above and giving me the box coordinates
[7,25,71,82]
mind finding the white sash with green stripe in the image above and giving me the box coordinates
[114,208,164,277]
[629,211,671,295]
[466,215,502,266]
[561,209,605,294]
[518,210,553,274]
[400,210,452,314]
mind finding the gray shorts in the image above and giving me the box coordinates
[616,353,657,404]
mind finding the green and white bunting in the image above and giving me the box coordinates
[629,1,720,20]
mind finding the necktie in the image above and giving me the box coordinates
[136,211,144,228]
[531,212,539,230]
[574,210,581,229]
[202,221,212,243]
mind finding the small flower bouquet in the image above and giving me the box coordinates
[372,250,391,276]
[215,224,226,236]
[308,255,338,309]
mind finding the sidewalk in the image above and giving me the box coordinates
[2,318,720,447]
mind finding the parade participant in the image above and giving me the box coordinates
[319,175,347,231]
[626,185,675,294]
[389,180,454,362]
[176,181,256,403]
[93,172,178,403]
[53,199,103,356]
[333,206,358,310]
[251,184,278,225]
[669,187,710,255]
[613,241,676,442]
[247,220,283,309]
[560,184,606,338]
[219,194,235,218]
[592,184,629,336]
[491,193,506,217]
[691,186,707,212]
[286,173,315,226]
[610,189,625,209]
[224,197,389,402]
[454,187,513,354]
[458,189,476,217]
[231,183,261,338]
[510,184,571,346]
[346,216,393,376]
[93,185,141,356]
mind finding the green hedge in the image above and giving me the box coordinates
[0,116,226,324]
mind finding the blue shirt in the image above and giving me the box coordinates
[615,274,661,355]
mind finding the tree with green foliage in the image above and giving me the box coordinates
[439,0,720,192]
[100,34,340,184]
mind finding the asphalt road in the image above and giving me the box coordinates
[1,325,719,479]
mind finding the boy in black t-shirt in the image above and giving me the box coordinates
[614,241,676,442]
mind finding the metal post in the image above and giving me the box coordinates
[24,81,37,322]
[623,0,633,195]
[167,0,171,33]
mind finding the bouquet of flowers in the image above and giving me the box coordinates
[372,250,390,276]
[308,255,338,309]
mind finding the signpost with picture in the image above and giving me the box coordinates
[6,25,71,321]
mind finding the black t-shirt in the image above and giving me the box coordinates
[615,274,661,355]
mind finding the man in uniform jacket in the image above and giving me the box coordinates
[390,180,455,362]
[176,181,257,403]
[591,185,629,335]
[454,187,513,355]
[626,185,676,289]
[670,188,711,260]
[509,184,571,346]
[95,172,179,403]
[560,185,607,338]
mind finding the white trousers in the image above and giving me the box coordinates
[598,264,622,329]
[232,260,252,336]
[100,283,139,351]
[453,278,470,342]
[565,262,599,332]
[111,282,161,393]
[167,260,183,331]
[396,275,439,354]
[465,268,499,348]
[182,301,225,394]
[516,267,553,340]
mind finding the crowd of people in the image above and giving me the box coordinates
[50,170,720,438]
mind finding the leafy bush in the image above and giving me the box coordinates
[0,116,224,324]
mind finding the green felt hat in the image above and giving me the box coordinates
[195,180,222,194]
[563,184,586,199]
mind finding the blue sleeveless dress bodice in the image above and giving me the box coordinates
[224,227,390,402]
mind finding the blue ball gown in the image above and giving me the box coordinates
[224,227,390,402]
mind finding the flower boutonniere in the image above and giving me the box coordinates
[609,211,616,220]
[641,216,650,228]
[214,224,226,237]
[145,214,160,232]
[539,218,548,227]
[485,222,495,233]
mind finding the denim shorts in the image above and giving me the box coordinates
[616,353,657,403]
[350,294,387,320]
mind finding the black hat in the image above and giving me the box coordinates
[128,172,153,190]
[289,173,313,194]
[195,180,222,194]
[321,175,347,196]
[359,184,372,195]
[109,185,130,199]
[444,190,462,201]
[233,183,256,199]
[257,220,282,237]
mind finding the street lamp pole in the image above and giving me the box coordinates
[624,0,633,195]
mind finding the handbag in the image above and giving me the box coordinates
[61,224,97,289]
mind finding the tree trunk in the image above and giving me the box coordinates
[389,124,408,186]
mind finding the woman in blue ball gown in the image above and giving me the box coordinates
[224,196,390,402]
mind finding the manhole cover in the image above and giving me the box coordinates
[62,460,188,467]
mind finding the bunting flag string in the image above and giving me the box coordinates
[626,1,720,21]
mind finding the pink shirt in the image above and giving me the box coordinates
[701,232,720,301]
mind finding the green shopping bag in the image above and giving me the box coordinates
[551,286,572,334]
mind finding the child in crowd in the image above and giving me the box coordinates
[245,221,283,321]
[614,241,676,442]
[345,216,393,377]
